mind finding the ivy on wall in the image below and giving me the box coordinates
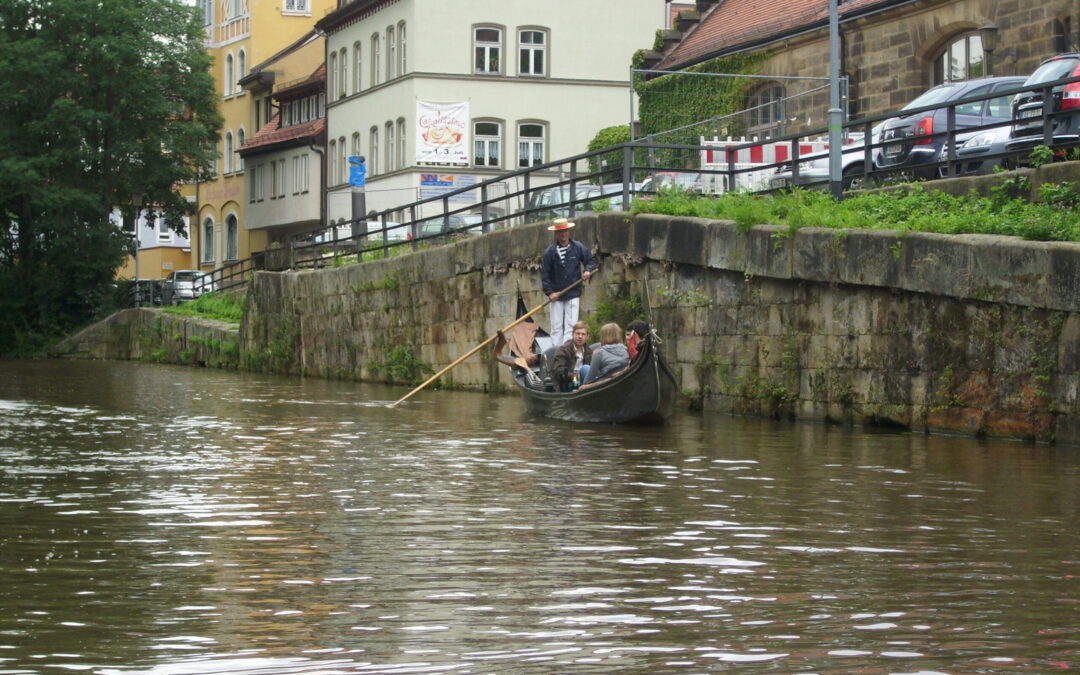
[633,50,773,143]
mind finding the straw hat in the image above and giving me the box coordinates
[547,218,576,231]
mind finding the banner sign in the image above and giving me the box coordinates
[419,173,477,202]
[416,100,470,166]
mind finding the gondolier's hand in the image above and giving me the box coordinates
[549,292,560,301]
[583,271,591,282]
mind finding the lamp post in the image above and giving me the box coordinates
[131,191,144,307]
[979,24,1000,76]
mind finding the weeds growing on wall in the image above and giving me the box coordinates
[165,293,244,323]
[632,183,1080,242]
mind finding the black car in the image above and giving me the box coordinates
[875,76,1025,180]
[1007,53,1080,152]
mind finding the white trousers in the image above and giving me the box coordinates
[549,297,580,348]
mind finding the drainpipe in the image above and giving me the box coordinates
[310,138,326,228]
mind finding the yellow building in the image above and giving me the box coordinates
[192,0,334,276]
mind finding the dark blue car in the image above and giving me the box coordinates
[874,76,1025,180]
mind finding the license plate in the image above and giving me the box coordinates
[770,177,788,188]
[885,142,903,157]
[1019,108,1042,120]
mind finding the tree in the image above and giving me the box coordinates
[0,0,221,356]
[586,125,632,183]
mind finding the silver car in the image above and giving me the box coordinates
[162,270,212,305]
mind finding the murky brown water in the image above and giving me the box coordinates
[0,359,1077,674]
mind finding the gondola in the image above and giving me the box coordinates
[494,320,678,425]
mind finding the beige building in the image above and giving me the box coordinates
[316,0,665,224]
[191,0,335,275]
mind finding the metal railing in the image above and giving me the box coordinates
[181,74,1080,297]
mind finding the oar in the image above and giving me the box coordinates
[389,276,588,407]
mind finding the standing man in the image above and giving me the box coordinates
[541,218,596,348]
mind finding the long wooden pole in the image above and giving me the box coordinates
[389,276,586,407]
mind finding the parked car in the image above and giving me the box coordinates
[638,171,703,194]
[526,184,609,222]
[769,125,883,191]
[161,270,212,305]
[1007,52,1080,153]
[875,76,1025,180]
[944,122,1014,175]
[411,214,470,241]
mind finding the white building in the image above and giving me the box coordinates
[316,0,663,224]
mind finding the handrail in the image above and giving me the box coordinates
[181,74,1080,298]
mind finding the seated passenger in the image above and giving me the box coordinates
[582,322,630,386]
[551,321,592,391]
[625,319,650,360]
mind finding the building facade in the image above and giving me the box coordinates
[316,0,664,224]
[645,0,1077,139]
[192,0,335,275]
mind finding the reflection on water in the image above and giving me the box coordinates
[0,359,1077,674]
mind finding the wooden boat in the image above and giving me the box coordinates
[494,321,678,425]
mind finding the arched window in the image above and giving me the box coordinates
[351,131,361,157]
[747,83,784,138]
[236,128,245,172]
[353,41,363,92]
[397,118,406,169]
[338,136,346,185]
[371,33,381,86]
[398,22,407,75]
[328,139,337,184]
[474,26,502,75]
[385,121,394,171]
[369,126,379,174]
[225,214,238,260]
[224,131,234,173]
[933,33,985,84]
[202,217,215,262]
[237,49,246,90]
[386,26,396,80]
[339,47,348,97]
[328,51,338,101]
[224,52,234,96]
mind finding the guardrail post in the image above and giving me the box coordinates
[409,204,418,250]
[1042,84,1054,147]
[481,183,489,234]
[945,106,957,178]
[621,145,632,211]
[790,138,800,184]
[568,162,578,218]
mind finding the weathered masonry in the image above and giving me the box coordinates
[230,210,1080,445]
[55,204,1080,445]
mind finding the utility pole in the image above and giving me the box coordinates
[827,0,844,200]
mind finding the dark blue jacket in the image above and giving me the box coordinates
[541,240,596,301]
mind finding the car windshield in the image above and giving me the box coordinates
[901,83,961,110]
[173,272,203,282]
[1026,57,1080,84]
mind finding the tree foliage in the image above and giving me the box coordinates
[0,0,221,356]
[585,125,632,183]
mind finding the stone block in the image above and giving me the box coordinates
[841,229,903,288]
[793,227,845,283]
[705,220,748,271]
[744,225,792,280]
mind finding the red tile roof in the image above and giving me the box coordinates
[658,0,899,70]
[239,113,326,155]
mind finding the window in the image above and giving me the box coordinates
[270,160,279,198]
[224,131,234,174]
[339,47,348,97]
[353,41,363,92]
[202,218,214,262]
[247,164,258,202]
[292,154,309,194]
[518,29,546,77]
[386,26,396,80]
[747,83,784,136]
[369,127,379,175]
[338,136,346,185]
[933,33,985,84]
[237,49,246,91]
[474,120,501,167]
[329,51,338,101]
[386,121,394,171]
[328,140,337,184]
[157,212,172,244]
[517,122,545,167]
[225,52,234,96]
[225,214,238,261]
[283,0,308,13]
[236,128,245,172]
[277,159,286,197]
[398,22,407,75]
[351,131,361,158]
[371,34,381,86]
[474,27,502,74]
[397,118,406,169]
[197,0,212,25]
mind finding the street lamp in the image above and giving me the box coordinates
[979,24,1000,76]
[131,191,144,307]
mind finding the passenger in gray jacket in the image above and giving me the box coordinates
[582,322,630,386]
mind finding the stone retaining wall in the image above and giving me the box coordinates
[235,212,1079,444]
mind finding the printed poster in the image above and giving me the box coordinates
[419,173,477,203]
[416,100,470,166]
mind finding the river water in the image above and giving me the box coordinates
[0,359,1077,674]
